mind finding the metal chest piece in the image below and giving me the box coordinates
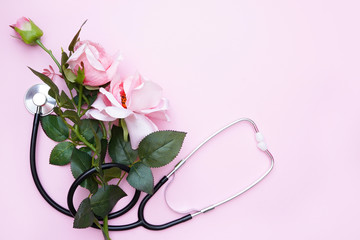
[25,84,56,115]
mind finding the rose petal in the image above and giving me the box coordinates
[106,52,123,80]
[104,106,133,119]
[82,68,109,86]
[125,113,158,149]
[67,44,86,62]
[147,111,170,121]
[99,88,123,108]
[109,71,124,104]
[91,93,111,111]
[128,81,163,112]
[87,41,112,69]
[139,98,169,114]
[140,98,170,121]
[139,98,170,121]
[86,109,117,121]
[85,46,106,71]
[123,73,142,97]
[17,17,30,30]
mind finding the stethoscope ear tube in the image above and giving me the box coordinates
[164,118,274,217]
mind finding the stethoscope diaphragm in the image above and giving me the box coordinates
[25,83,56,115]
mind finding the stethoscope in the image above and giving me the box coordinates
[25,83,275,231]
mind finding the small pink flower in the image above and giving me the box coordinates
[42,65,62,80]
[66,40,122,87]
[10,17,43,45]
[87,74,169,149]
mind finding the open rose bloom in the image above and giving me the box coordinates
[66,40,168,148]
[87,74,169,149]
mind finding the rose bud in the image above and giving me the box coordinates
[10,17,43,45]
[67,40,122,87]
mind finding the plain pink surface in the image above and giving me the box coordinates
[1,0,360,239]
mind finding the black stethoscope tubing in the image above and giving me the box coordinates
[68,166,192,230]
[30,109,192,231]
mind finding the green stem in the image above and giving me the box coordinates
[77,85,83,115]
[93,219,109,240]
[120,119,129,142]
[94,175,103,186]
[82,93,90,105]
[93,219,102,229]
[35,40,61,72]
[65,81,75,99]
[99,121,107,139]
[56,113,96,152]
[59,115,96,152]
[108,122,112,139]
[116,172,127,186]
[71,126,97,152]
[102,216,111,240]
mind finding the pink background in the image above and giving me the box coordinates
[1,0,360,239]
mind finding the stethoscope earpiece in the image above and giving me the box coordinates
[25,84,56,115]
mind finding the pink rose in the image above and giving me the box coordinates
[87,74,169,149]
[66,40,122,86]
[10,17,43,45]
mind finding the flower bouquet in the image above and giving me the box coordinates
[12,17,186,239]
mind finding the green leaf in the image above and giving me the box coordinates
[59,91,75,109]
[53,106,62,116]
[62,110,80,124]
[74,119,103,144]
[79,147,92,156]
[41,115,69,142]
[71,148,98,193]
[138,131,186,168]
[68,20,87,52]
[73,94,80,106]
[91,127,103,174]
[61,50,69,68]
[108,126,137,165]
[100,139,108,163]
[63,67,77,83]
[87,92,98,106]
[50,141,75,166]
[28,67,59,98]
[48,89,56,99]
[84,85,99,90]
[90,185,127,218]
[73,90,98,107]
[103,167,122,182]
[126,162,154,194]
[75,64,85,84]
[92,125,102,154]
[73,198,95,229]
[67,81,76,90]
